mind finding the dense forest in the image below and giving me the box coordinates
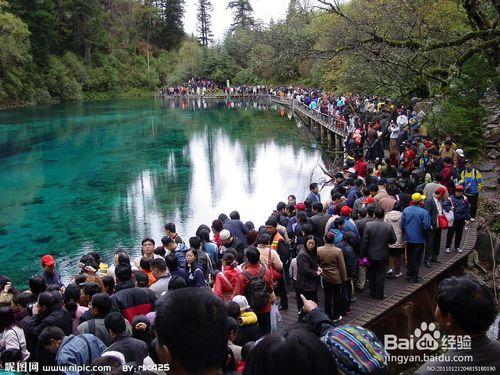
[1,0,498,153]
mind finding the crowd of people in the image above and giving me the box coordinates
[0,88,497,374]
[158,78,270,97]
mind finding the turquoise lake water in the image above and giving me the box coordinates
[0,98,325,286]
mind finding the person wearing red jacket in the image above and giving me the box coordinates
[237,247,275,334]
[403,143,416,171]
[213,252,241,302]
[354,156,367,178]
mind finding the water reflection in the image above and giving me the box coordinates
[0,99,323,286]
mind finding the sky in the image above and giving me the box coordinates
[183,0,298,42]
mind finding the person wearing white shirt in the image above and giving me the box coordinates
[397,113,408,128]
[388,120,400,154]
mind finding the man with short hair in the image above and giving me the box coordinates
[134,238,162,269]
[164,222,184,244]
[40,255,63,288]
[163,237,189,270]
[424,187,447,267]
[110,264,155,323]
[149,258,171,298]
[223,211,250,247]
[104,312,148,365]
[39,326,106,375]
[306,182,321,203]
[361,206,396,300]
[310,202,330,245]
[416,275,500,374]
[402,193,431,283]
[155,288,230,374]
[76,293,131,346]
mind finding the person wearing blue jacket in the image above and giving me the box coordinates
[345,180,359,208]
[39,326,106,375]
[446,185,471,253]
[402,193,431,283]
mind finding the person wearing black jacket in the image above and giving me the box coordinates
[104,312,148,365]
[296,236,321,311]
[110,264,155,324]
[309,203,331,246]
[24,291,73,366]
[424,187,446,267]
[360,206,397,300]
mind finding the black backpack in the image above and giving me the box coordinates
[242,267,269,310]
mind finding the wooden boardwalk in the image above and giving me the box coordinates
[279,223,478,328]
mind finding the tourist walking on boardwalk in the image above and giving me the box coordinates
[445,185,471,253]
[401,193,431,283]
[361,206,397,300]
[296,236,321,311]
[460,159,483,221]
[384,202,405,279]
[317,231,347,322]
[424,187,447,267]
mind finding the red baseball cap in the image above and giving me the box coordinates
[295,202,306,211]
[41,254,55,266]
[455,185,464,191]
[340,206,352,216]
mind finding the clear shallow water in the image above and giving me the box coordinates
[0,98,325,286]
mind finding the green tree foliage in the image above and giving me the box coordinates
[197,0,213,46]
[228,0,254,31]
[153,0,185,50]
[0,0,34,105]
[428,54,493,159]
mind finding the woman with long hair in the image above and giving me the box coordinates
[0,307,30,365]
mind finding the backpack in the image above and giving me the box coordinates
[242,267,269,310]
